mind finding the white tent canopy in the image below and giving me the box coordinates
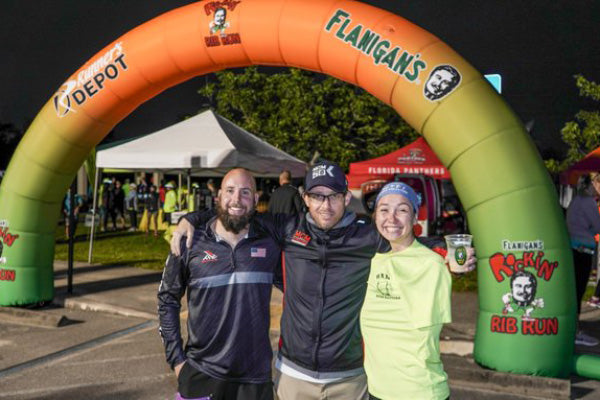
[88,110,306,263]
[96,109,306,177]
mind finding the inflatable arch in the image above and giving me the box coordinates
[0,0,591,378]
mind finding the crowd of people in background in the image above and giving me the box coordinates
[60,173,304,238]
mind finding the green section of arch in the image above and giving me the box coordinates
[421,78,575,377]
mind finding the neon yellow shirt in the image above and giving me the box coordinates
[360,240,452,400]
[163,190,178,213]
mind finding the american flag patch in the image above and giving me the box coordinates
[251,247,267,258]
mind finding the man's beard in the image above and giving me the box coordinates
[216,202,255,234]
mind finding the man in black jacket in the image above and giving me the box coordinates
[158,168,280,400]
[267,170,303,216]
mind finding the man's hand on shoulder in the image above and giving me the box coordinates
[170,218,195,256]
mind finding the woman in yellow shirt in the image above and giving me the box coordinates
[360,182,472,400]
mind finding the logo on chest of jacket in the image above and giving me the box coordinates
[202,250,218,263]
[291,230,311,246]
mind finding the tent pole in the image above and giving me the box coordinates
[185,168,191,211]
[88,167,100,264]
[178,173,183,209]
[187,169,191,192]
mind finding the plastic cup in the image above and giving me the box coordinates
[444,234,473,273]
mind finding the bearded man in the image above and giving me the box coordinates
[502,270,544,320]
[158,168,281,400]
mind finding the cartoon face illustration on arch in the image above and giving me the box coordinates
[501,270,545,321]
[423,64,461,101]
[209,7,230,35]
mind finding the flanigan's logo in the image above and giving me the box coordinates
[489,251,557,337]
[455,246,467,266]
[423,65,461,102]
[53,42,128,118]
[325,10,427,83]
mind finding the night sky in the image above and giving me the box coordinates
[2,0,600,160]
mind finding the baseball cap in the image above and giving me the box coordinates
[305,161,347,193]
[375,182,421,213]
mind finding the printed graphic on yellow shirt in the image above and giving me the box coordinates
[375,272,401,300]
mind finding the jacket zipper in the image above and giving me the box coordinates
[311,237,328,370]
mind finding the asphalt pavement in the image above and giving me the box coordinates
[1,259,600,399]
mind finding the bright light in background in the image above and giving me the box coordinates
[485,74,502,94]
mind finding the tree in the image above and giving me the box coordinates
[545,75,600,174]
[199,67,419,169]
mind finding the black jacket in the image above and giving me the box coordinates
[272,212,387,377]
[267,184,303,216]
[157,217,282,383]
[185,210,388,378]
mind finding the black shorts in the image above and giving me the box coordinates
[177,362,273,400]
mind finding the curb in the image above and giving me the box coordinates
[443,354,571,400]
[440,339,473,356]
[52,296,156,321]
[580,306,600,321]
[0,307,67,328]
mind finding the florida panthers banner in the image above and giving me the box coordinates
[0,0,581,378]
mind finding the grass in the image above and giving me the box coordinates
[54,224,169,271]
[55,223,480,292]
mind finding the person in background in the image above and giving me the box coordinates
[98,178,109,232]
[566,173,600,347]
[163,182,178,225]
[126,183,138,231]
[123,178,131,197]
[114,180,126,229]
[102,178,117,231]
[205,178,218,210]
[145,185,160,237]
[138,177,148,199]
[268,169,303,216]
[360,182,454,400]
[177,184,188,210]
[189,182,200,212]
[63,189,84,238]
[159,179,167,207]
